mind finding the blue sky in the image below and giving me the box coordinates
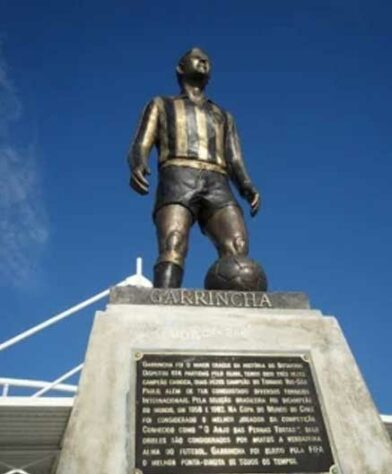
[0,0,391,413]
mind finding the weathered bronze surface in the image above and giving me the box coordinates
[128,48,261,289]
[134,353,335,473]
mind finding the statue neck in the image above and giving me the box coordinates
[181,82,207,104]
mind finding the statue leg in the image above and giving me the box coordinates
[204,205,249,257]
[154,204,193,288]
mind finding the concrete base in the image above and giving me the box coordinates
[56,291,392,474]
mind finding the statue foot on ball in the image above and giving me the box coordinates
[205,255,268,292]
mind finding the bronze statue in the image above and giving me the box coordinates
[128,48,263,289]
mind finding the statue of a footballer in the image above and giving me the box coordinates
[127,48,267,290]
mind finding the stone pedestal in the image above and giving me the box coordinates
[56,288,392,474]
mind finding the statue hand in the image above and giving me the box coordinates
[249,191,261,217]
[130,164,151,195]
[241,183,261,217]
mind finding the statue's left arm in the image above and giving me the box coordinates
[225,113,261,217]
[127,98,160,195]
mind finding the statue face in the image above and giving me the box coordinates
[180,50,211,80]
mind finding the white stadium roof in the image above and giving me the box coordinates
[0,398,73,474]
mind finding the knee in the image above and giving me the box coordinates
[158,228,189,266]
[165,229,188,254]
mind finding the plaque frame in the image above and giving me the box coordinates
[130,350,340,474]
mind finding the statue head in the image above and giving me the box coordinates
[176,47,211,89]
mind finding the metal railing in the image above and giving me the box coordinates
[0,258,152,398]
[0,363,83,398]
[0,377,77,397]
[0,280,112,398]
[0,288,111,353]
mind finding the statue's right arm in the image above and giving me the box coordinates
[225,113,261,217]
[127,98,160,195]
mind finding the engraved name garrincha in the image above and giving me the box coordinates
[128,48,260,288]
[149,289,272,308]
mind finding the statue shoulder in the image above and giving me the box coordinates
[140,96,172,115]
[153,95,177,103]
[206,99,229,122]
[146,96,164,106]
[145,95,179,110]
[207,98,223,110]
[209,98,238,119]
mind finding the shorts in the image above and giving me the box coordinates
[154,165,241,230]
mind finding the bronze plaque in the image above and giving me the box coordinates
[134,353,335,473]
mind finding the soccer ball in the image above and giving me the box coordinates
[204,255,268,291]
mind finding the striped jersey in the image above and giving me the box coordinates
[129,94,246,176]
